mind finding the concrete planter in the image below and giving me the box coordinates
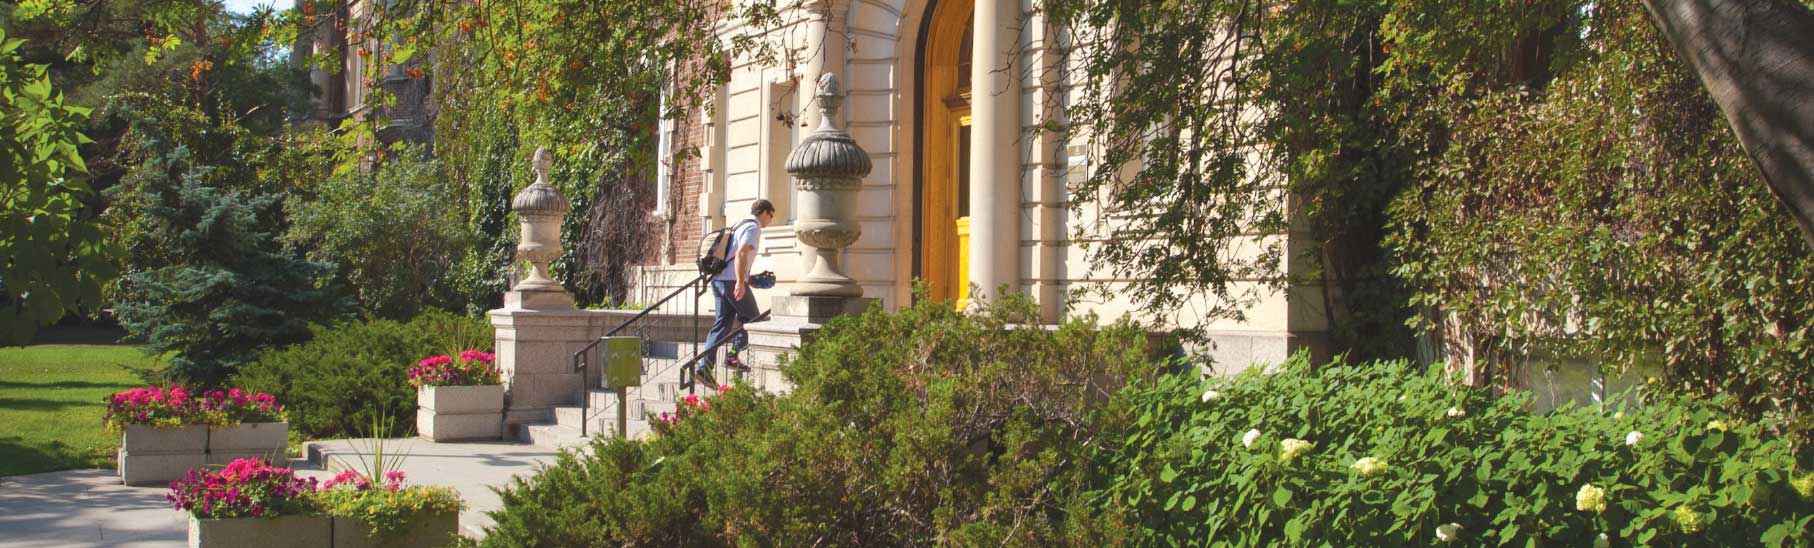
[187,514,330,548]
[207,422,289,465]
[118,424,208,486]
[417,385,503,442]
[331,511,459,548]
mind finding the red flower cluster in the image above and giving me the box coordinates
[199,388,284,424]
[408,350,500,388]
[321,469,408,493]
[655,385,732,430]
[167,458,318,519]
[104,386,195,429]
[104,386,284,429]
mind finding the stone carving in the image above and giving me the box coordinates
[785,74,871,297]
[511,147,571,294]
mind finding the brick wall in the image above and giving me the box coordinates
[644,62,710,267]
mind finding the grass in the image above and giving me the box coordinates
[0,327,158,477]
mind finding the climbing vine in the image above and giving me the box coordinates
[1045,0,1814,430]
[300,0,790,307]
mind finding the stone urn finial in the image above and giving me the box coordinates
[784,74,870,297]
[511,147,572,297]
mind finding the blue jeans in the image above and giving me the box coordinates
[702,279,758,369]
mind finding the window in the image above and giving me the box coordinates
[654,73,673,215]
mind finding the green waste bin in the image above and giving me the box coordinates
[603,337,643,388]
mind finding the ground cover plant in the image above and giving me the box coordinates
[1086,355,1814,546]
[0,330,155,476]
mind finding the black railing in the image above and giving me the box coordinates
[675,310,770,390]
[572,272,710,436]
[569,273,773,438]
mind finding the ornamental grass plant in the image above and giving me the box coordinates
[314,470,463,537]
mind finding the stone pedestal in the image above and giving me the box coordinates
[504,288,574,310]
[770,295,876,324]
[489,308,593,433]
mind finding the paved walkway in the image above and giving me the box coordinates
[304,439,564,537]
[0,439,565,547]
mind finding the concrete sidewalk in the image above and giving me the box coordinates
[0,439,568,547]
[304,438,566,537]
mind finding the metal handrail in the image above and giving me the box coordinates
[573,272,712,373]
[571,272,711,436]
[674,310,770,390]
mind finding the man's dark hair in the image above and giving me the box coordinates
[751,199,775,217]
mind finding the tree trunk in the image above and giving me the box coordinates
[1640,0,1814,249]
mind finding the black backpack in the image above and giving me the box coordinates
[696,219,757,276]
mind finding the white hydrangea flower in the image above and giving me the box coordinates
[1201,389,1221,403]
[1576,483,1608,513]
[1352,456,1387,476]
[1624,430,1644,446]
[1242,429,1261,449]
[1447,406,1465,418]
[1435,523,1461,543]
[1279,438,1314,462]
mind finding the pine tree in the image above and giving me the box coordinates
[114,146,348,386]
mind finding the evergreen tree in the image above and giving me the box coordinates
[114,145,347,386]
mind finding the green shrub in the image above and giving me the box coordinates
[1087,355,1814,546]
[232,310,492,439]
[479,296,1164,546]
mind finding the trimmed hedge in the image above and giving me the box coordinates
[232,310,492,439]
[480,296,1158,546]
[476,300,1814,546]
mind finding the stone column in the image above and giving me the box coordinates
[797,0,849,132]
[968,0,1022,304]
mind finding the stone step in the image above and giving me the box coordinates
[635,399,677,418]
[519,423,590,449]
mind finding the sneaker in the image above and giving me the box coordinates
[693,364,718,388]
[724,352,750,372]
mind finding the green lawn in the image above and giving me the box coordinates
[0,328,157,477]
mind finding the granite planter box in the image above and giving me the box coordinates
[187,514,330,548]
[418,385,503,442]
[118,424,208,486]
[331,511,459,548]
[207,422,289,465]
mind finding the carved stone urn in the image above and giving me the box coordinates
[785,74,872,297]
[507,147,575,309]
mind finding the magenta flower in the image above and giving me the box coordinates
[409,349,501,388]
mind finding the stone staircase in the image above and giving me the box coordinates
[513,340,692,448]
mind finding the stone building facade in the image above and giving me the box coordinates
[632,0,1332,368]
[290,0,433,146]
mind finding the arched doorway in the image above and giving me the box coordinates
[916,0,973,305]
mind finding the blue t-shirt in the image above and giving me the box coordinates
[713,218,762,282]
